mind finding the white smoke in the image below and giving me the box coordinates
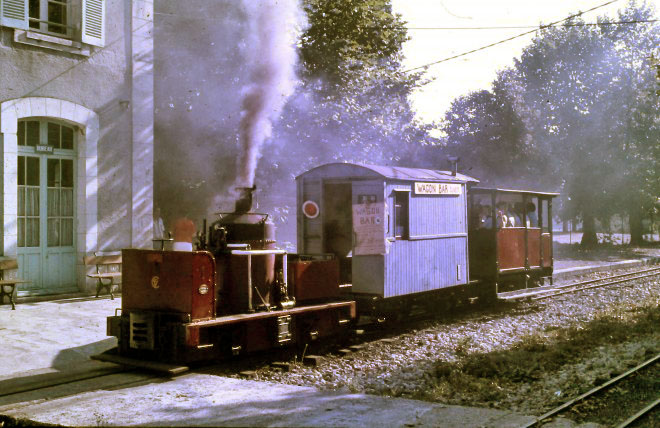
[236,0,303,188]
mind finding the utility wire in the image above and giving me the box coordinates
[407,19,658,30]
[403,0,623,72]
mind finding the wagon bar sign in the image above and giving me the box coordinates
[414,182,462,196]
[352,202,386,255]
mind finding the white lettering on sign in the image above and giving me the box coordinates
[36,145,54,154]
[352,202,386,255]
[414,182,462,195]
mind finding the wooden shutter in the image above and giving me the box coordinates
[0,0,28,30]
[82,0,104,47]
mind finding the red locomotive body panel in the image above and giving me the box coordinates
[288,258,340,302]
[220,253,275,314]
[122,249,215,321]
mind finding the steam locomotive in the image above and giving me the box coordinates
[105,163,557,365]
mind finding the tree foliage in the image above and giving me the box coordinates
[254,0,435,233]
[437,0,659,245]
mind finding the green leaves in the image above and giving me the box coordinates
[439,1,659,239]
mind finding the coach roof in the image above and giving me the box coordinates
[297,162,479,183]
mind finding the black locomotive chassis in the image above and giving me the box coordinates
[108,301,356,364]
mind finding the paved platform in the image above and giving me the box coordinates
[0,296,539,427]
[0,372,538,427]
[1,255,656,427]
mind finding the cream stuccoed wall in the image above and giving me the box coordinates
[0,0,154,294]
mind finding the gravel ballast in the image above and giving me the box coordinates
[240,271,660,417]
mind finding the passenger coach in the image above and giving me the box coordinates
[468,187,558,291]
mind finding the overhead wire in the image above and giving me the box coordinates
[406,19,658,30]
[403,0,628,72]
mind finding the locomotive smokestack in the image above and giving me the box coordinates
[234,185,257,213]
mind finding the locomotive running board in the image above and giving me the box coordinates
[91,348,189,376]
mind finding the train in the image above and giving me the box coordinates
[104,163,557,365]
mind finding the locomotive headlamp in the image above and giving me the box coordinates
[198,284,209,295]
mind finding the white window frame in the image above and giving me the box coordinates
[1,0,105,48]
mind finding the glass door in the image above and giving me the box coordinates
[16,119,77,294]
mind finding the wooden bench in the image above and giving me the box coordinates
[84,252,122,300]
[0,259,30,310]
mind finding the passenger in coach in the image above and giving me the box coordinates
[473,204,493,229]
[527,202,539,227]
[496,202,510,228]
[511,203,524,227]
[480,205,494,228]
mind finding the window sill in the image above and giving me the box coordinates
[14,29,91,57]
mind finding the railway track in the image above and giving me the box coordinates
[297,266,660,366]
[498,266,660,302]
[522,353,660,427]
[0,363,162,418]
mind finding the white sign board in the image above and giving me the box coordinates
[414,182,462,196]
[352,202,386,255]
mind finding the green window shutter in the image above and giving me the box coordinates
[0,0,28,30]
[82,0,105,47]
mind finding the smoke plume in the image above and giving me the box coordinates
[236,0,302,188]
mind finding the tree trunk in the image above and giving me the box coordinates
[629,207,644,246]
[581,214,598,246]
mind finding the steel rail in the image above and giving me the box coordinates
[533,270,660,301]
[615,396,660,428]
[0,366,130,398]
[553,266,660,291]
[521,353,660,427]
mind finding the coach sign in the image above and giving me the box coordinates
[414,182,462,196]
[352,201,386,255]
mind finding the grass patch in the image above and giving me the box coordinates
[419,304,660,406]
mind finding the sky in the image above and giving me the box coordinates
[391,0,659,123]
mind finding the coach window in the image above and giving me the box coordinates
[526,196,540,228]
[471,193,493,229]
[541,199,550,233]
[393,190,409,240]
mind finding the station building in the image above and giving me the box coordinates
[0,0,154,297]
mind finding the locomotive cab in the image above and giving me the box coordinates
[107,249,216,361]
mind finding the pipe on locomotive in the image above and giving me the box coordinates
[231,249,288,313]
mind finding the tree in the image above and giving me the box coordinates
[251,0,435,241]
[433,1,658,246]
[439,69,541,188]
[604,3,660,244]
[509,1,659,245]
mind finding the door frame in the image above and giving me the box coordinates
[0,97,99,295]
